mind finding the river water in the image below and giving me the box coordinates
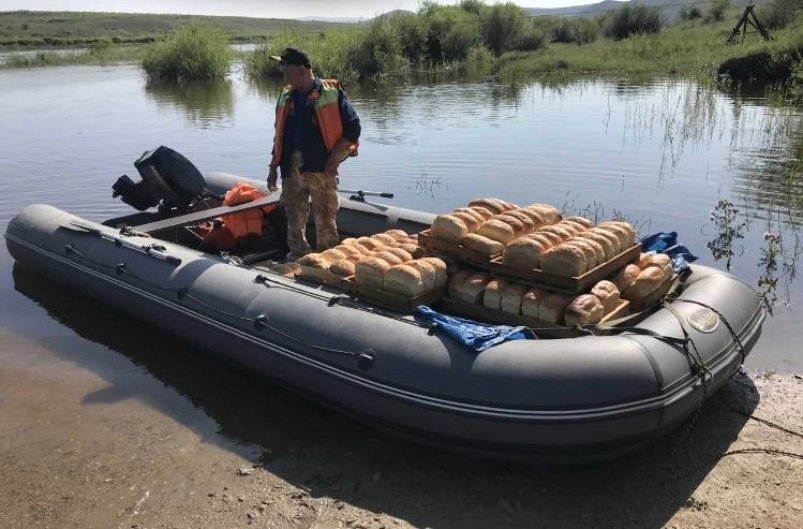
[1,64,801,373]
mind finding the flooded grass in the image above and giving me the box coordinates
[142,26,233,82]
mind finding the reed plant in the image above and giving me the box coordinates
[141,25,232,82]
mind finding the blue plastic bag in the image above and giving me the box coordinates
[640,231,698,271]
[414,305,536,352]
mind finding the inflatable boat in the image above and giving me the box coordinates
[4,153,765,463]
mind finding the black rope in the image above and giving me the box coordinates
[674,298,748,365]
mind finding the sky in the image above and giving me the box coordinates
[0,1,590,19]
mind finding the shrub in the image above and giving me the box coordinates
[480,2,526,56]
[707,0,730,22]
[518,25,547,51]
[679,4,703,21]
[603,3,662,40]
[551,17,599,45]
[759,0,803,30]
[423,4,481,62]
[142,25,232,82]
[348,20,408,79]
[393,14,429,62]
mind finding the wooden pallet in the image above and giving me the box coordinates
[438,297,630,329]
[489,243,642,294]
[417,229,500,269]
[342,278,446,313]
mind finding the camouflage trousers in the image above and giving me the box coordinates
[281,151,340,256]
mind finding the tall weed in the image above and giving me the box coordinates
[142,25,232,81]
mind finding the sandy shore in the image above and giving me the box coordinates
[0,317,801,529]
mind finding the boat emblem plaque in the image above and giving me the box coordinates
[688,308,719,333]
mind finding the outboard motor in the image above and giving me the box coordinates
[112,146,208,211]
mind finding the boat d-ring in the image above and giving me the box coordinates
[357,350,375,370]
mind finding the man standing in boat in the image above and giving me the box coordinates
[267,47,361,261]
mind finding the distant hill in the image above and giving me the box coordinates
[524,0,770,22]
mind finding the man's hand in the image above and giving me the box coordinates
[267,165,279,192]
[324,155,340,179]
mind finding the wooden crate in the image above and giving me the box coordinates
[417,229,500,269]
[342,278,446,313]
[489,243,642,294]
[438,297,630,330]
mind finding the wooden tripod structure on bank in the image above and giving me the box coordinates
[726,2,773,43]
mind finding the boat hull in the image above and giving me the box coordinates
[5,183,765,463]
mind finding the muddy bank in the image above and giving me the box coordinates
[0,314,801,529]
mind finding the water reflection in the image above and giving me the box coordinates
[144,78,235,126]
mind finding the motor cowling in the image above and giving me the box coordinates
[112,146,207,211]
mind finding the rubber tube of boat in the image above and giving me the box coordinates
[67,222,181,266]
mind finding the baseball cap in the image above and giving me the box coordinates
[269,47,311,68]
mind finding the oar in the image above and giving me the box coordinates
[62,221,182,266]
[339,189,394,202]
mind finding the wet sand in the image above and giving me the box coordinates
[1,265,801,529]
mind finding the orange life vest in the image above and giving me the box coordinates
[270,79,358,168]
[221,181,276,239]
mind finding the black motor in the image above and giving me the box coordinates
[112,146,207,211]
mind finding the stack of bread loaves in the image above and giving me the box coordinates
[447,268,622,326]
[534,221,638,277]
[614,252,673,307]
[429,199,563,256]
[297,229,420,283]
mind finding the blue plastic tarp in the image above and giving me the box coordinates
[640,231,698,271]
[414,305,536,352]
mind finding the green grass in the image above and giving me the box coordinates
[142,25,233,81]
[0,10,346,49]
[0,42,147,68]
[500,10,803,80]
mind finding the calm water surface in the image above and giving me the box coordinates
[1,65,801,376]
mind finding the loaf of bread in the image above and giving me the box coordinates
[406,259,437,290]
[340,237,359,246]
[476,219,516,244]
[503,210,536,233]
[500,283,529,315]
[521,287,547,321]
[321,248,346,263]
[501,236,551,269]
[623,266,666,301]
[355,257,391,290]
[451,211,482,233]
[568,238,603,269]
[373,250,404,267]
[356,237,386,252]
[454,207,491,223]
[399,243,420,256]
[419,257,448,286]
[455,272,491,304]
[577,231,615,261]
[468,198,507,215]
[591,280,620,313]
[461,233,505,255]
[538,224,575,241]
[555,220,585,236]
[372,233,397,245]
[482,279,509,310]
[588,227,622,255]
[642,253,672,278]
[448,269,475,299]
[335,245,365,259]
[297,253,330,282]
[528,204,562,224]
[613,263,641,292]
[527,230,563,247]
[384,229,408,240]
[384,264,424,296]
[383,247,413,263]
[598,221,636,247]
[563,216,594,230]
[564,294,605,326]
[431,214,469,243]
[515,208,547,229]
[329,259,356,278]
[540,292,573,324]
[492,215,526,237]
[540,243,588,277]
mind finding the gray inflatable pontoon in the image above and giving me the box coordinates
[5,172,765,463]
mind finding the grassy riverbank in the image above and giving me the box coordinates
[0,11,343,48]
